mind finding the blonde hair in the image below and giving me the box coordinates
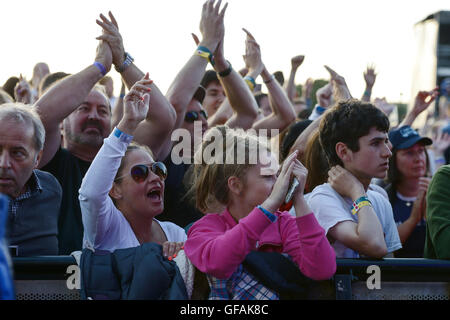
[190,125,270,212]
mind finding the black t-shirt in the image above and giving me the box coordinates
[157,155,203,229]
[41,148,91,255]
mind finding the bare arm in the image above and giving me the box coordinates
[252,66,296,132]
[214,29,259,129]
[96,12,176,160]
[34,41,112,168]
[286,55,304,102]
[361,64,376,102]
[327,166,388,258]
[166,0,227,132]
[399,88,438,128]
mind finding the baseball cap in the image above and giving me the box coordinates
[388,125,432,150]
[193,85,206,104]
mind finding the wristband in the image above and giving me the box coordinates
[195,46,215,66]
[115,52,134,73]
[363,89,372,97]
[119,93,126,99]
[263,74,275,84]
[244,76,256,92]
[217,61,232,77]
[93,62,107,76]
[257,205,277,223]
[113,127,133,144]
[350,196,372,215]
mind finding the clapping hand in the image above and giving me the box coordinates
[117,74,152,134]
[96,11,125,71]
[242,28,264,75]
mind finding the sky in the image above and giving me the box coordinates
[1,0,449,104]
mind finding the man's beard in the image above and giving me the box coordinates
[64,121,106,148]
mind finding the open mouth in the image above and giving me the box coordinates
[147,187,162,201]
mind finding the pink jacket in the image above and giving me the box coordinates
[185,207,336,280]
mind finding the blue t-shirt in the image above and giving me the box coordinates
[391,192,426,258]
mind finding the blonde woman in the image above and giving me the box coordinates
[184,126,336,300]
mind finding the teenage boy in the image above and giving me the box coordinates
[308,99,402,258]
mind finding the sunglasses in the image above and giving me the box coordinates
[184,110,208,122]
[115,162,168,183]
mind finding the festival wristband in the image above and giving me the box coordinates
[350,196,372,215]
[257,205,277,223]
[93,62,107,76]
[195,46,215,66]
[113,127,133,144]
[244,76,256,91]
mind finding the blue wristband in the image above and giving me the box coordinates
[113,127,133,144]
[257,205,277,223]
[94,62,107,76]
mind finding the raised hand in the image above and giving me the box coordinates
[118,74,152,134]
[199,0,228,53]
[328,165,365,200]
[324,65,351,100]
[363,64,377,89]
[412,88,439,117]
[242,28,264,75]
[291,55,305,70]
[96,11,125,70]
[316,83,333,108]
[261,151,299,212]
[14,74,33,104]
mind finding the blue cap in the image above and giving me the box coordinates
[388,125,432,150]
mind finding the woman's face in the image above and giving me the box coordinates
[239,151,279,209]
[115,149,165,218]
[395,143,427,179]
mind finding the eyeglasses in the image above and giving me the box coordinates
[115,162,168,183]
[184,110,208,122]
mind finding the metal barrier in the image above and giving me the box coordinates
[11,256,450,300]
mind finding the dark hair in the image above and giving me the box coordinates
[39,72,70,96]
[200,70,219,89]
[254,93,268,108]
[2,77,19,100]
[280,120,313,161]
[319,99,390,167]
[273,71,284,86]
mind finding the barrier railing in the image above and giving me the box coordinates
[11,256,450,300]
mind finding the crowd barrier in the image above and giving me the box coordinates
[11,256,450,300]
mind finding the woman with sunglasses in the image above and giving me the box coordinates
[79,77,186,257]
[184,126,336,299]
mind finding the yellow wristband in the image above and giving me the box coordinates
[244,76,256,91]
[351,200,372,215]
[195,46,214,65]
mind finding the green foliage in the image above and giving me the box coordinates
[396,103,407,122]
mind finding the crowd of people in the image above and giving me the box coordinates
[1,0,450,300]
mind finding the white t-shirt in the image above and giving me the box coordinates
[304,183,402,258]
